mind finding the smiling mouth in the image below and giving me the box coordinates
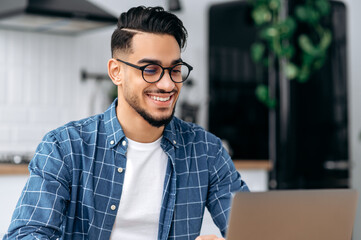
[150,95,171,102]
[146,90,176,103]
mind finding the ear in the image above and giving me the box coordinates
[108,58,122,85]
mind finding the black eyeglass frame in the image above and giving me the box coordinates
[116,58,193,83]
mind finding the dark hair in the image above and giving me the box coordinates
[111,6,187,56]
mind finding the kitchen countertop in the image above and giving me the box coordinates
[0,164,30,175]
[0,160,272,175]
[233,160,272,170]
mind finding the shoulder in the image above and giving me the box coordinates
[171,117,222,147]
[45,113,104,143]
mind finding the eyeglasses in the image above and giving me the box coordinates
[116,58,193,83]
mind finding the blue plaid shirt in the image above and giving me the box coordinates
[5,99,249,240]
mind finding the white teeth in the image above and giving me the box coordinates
[150,96,170,102]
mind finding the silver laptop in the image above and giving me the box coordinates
[226,189,358,240]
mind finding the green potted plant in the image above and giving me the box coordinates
[249,0,332,107]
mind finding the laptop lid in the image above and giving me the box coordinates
[226,189,358,240]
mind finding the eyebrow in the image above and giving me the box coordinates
[137,58,183,65]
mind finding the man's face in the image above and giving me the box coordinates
[117,33,182,127]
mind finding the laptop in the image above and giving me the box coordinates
[226,189,358,240]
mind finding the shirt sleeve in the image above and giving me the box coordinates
[4,132,72,240]
[205,137,249,237]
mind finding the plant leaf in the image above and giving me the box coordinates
[255,84,269,102]
[255,85,276,109]
[280,45,295,59]
[295,6,320,24]
[269,0,281,11]
[315,0,331,16]
[260,26,279,40]
[285,62,299,79]
[278,17,297,38]
[297,66,310,83]
[252,6,272,25]
[251,43,266,62]
[319,29,332,50]
[295,6,308,22]
[299,35,319,56]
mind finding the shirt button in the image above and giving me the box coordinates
[117,167,123,173]
[111,205,116,211]
[110,140,115,145]
[122,140,127,146]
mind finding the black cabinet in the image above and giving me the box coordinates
[209,2,269,160]
[208,1,348,189]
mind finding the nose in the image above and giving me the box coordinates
[155,70,177,91]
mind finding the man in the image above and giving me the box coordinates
[4,6,248,240]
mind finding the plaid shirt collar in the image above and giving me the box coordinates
[104,99,179,150]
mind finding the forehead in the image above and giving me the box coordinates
[128,32,181,63]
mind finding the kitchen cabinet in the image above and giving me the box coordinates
[208,1,349,189]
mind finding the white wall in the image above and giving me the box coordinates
[341,1,361,239]
[0,29,114,154]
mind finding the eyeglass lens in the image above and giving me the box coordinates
[142,64,190,83]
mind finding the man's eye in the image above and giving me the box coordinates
[144,65,160,75]
[172,66,182,75]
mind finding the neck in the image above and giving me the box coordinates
[116,104,165,143]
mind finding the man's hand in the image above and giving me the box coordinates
[195,235,225,240]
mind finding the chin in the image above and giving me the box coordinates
[140,109,176,128]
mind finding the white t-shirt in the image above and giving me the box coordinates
[110,137,168,240]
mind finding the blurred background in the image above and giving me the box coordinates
[0,0,360,238]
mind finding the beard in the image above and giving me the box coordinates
[123,89,176,128]
[134,105,175,128]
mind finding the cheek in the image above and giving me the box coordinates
[175,83,182,97]
[123,82,136,99]
[122,78,148,101]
